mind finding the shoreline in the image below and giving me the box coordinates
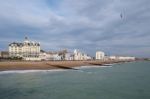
[0,60,134,71]
[0,66,114,75]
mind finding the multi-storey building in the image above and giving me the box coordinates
[74,49,92,60]
[9,37,41,60]
[96,51,105,60]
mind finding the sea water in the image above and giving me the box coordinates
[0,61,150,99]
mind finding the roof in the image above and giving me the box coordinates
[9,42,40,46]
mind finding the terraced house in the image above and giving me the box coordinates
[9,37,41,61]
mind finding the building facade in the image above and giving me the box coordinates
[9,37,41,60]
[0,51,9,58]
[40,51,63,61]
[96,51,105,60]
[65,53,74,60]
[109,56,135,61]
[74,49,92,60]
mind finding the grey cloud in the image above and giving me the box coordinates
[0,0,150,57]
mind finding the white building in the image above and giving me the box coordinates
[39,52,51,61]
[65,53,74,60]
[52,54,62,60]
[96,51,105,60]
[109,56,135,61]
[40,51,63,61]
[74,49,82,60]
[9,37,41,61]
[74,49,92,60]
[109,56,117,60]
[118,56,135,61]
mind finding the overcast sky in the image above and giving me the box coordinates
[0,0,150,57]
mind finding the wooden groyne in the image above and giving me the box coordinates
[46,63,79,70]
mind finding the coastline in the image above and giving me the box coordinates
[0,66,114,75]
[0,60,134,71]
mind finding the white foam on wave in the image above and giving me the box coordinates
[0,69,66,75]
[74,65,112,69]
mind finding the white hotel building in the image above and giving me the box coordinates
[9,37,41,61]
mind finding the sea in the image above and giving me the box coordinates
[0,61,150,99]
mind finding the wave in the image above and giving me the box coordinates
[74,65,112,69]
[0,69,66,75]
[0,64,113,75]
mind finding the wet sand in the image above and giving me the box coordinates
[0,60,131,71]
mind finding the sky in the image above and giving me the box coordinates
[0,0,150,57]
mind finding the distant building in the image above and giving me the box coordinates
[0,51,9,58]
[109,56,135,61]
[109,56,117,60]
[57,49,68,60]
[41,49,92,61]
[52,54,62,60]
[96,51,105,60]
[9,37,41,61]
[40,52,49,61]
[117,56,135,61]
[40,51,63,61]
[65,53,74,60]
[74,49,82,60]
[74,49,92,60]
